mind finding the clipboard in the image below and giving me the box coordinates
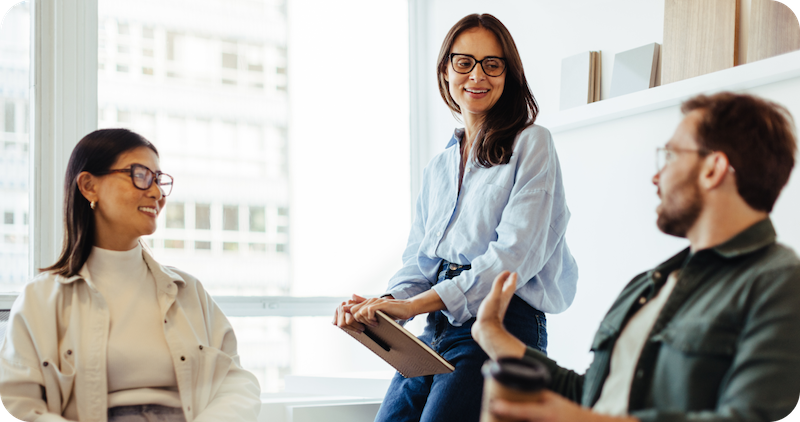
[340,310,455,378]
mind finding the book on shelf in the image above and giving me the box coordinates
[610,42,661,98]
[560,50,602,110]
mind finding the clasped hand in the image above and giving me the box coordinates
[332,294,416,333]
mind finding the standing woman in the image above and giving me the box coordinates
[0,129,261,422]
[334,13,578,422]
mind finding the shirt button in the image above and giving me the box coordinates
[436,231,442,237]
[465,167,471,173]
[181,356,186,361]
[449,263,458,270]
[636,369,645,378]
[639,297,647,305]
[43,362,49,367]
[653,271,662,280]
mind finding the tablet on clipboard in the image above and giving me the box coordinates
[340,310,455,378]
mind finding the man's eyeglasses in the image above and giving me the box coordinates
[449,53,507,77]
[97,163,174,196]
[655,147,710,173]
[656,147,736,174]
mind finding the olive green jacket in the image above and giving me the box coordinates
[525,218,800,422]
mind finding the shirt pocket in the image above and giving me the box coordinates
[41,354,76,415]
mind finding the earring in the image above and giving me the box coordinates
[90,201,96,210]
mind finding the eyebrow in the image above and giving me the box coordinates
[450,53,504,59]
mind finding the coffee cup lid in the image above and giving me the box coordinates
[482,357,551,392]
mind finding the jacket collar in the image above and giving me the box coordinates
[653,217,777,276]
[709,217,776,259]
[55,243,186,294]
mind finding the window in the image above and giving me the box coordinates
[223,205,238,231]
[249,206,266,232]
[195,204,211,229]
[95,0,409,394]
[0,1,31,290]
[166,202,185,228]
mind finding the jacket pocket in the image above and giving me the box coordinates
[190,345,234,412]
[41,356,76,414]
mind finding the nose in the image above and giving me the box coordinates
[652,171,660,186]
[147,179,164,201]
[469,62,486,81]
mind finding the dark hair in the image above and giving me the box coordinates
[681,92,797,212]
[437,13,538,168]
[42,129,158,277]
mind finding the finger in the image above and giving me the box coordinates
[491,398,542,420]
[336,303,348,327]
[352,294,367,303]
[344,312,366,332]
[332,307,338,325]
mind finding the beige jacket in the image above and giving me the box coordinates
[0,248,261,422]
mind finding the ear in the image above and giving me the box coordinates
[76,171,100,203]
[699,152,731,191]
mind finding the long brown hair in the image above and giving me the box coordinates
[437,14,538,167]
[42,129,159,277]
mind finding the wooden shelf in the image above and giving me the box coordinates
[537,50,800,134]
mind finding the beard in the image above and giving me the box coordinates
[656,166,703,238]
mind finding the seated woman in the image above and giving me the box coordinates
[0,129,261,422]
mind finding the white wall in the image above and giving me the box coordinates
[417,0,800,376]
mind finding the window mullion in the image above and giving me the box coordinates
[30,0,99,275]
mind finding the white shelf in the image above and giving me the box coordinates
[537,50,800,134]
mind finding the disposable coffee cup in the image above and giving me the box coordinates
[479,357,551,422]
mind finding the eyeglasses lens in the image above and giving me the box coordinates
[132,165,153,189]
[158,174,174,197]
[451,55,505,77]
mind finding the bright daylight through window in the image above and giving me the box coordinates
[0,2,30,295]
[96,0,410,392]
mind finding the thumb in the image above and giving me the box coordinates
[352,294,367,303]
[502,273,518,296]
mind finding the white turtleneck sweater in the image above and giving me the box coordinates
[85,243,181,409]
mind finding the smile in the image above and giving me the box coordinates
[139,206,158,216]
[465,88,489,94]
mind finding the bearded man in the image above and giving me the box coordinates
[472,92,800,422]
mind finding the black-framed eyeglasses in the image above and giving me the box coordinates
[655,147,710,173]
[449,53,507,77]
[97,163,174,196]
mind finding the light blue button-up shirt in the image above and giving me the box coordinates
[387,125,578,326]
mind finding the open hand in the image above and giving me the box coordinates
[472,271,526,360]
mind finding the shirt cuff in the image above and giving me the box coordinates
[432,280,471,326]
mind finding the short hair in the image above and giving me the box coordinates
[682,92,797,212]
[436,14,538,168]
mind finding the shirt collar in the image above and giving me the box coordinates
[446,128,465,149]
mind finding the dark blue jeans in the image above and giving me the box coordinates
[375,261,547,422]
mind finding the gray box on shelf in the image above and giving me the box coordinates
[610,43,661,98]
[560,51,601,111]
